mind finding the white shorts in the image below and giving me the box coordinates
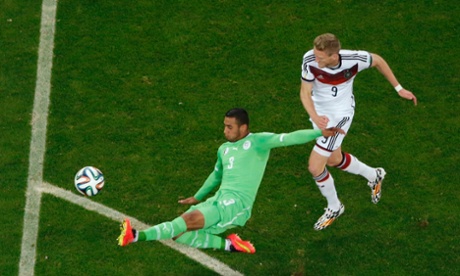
[311,114,354,157]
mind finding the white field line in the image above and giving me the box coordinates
[21,0,243,275]
[19,0,57,275]
[39,182,243,276]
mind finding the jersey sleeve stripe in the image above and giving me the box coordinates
[303,55,315,64]
[340,54,369,63]
[280,134,286,142]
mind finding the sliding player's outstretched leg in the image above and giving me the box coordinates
[227,233,256,253]
[118,218,136,246]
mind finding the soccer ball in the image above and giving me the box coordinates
[74,166,105,196]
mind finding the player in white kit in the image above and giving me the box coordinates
[300,33,417,230]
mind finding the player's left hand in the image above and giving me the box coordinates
[322,127,346,137]
[178,197,200,205]
[398,89,417,106]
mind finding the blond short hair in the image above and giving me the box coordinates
[313,33,341,56]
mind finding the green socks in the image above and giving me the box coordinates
[139,216,187,241]
[137,217,226,251]
[175,230,226,250]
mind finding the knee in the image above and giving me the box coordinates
[181,211,204,230]
[308,163,324,177]
[308,150,330,177]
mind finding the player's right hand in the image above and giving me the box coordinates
[178,197,200,205]
[313,115,330,129]
[398,89,417,106]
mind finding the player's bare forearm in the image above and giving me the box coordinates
[371,54,399,87]
[300,82,316,116]
[300,81,329,129]
[371,53,417,106]
[321,127,346,137]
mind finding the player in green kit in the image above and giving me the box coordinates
[118,108,344,253]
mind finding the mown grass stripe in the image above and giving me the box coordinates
[19,0,58,275]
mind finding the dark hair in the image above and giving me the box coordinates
[225,108,249,126]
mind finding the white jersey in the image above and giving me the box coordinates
[301,49,372,116]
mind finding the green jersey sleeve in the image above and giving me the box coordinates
[255,129,322,149]
[193,150,224,201]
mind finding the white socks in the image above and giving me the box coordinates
[314,168,341,210]
[336,152,376,182]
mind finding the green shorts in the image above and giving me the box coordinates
[187,190,252,234]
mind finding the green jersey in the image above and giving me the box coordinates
[194,129,322,205]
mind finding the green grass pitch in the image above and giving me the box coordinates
[1,0,459,275]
